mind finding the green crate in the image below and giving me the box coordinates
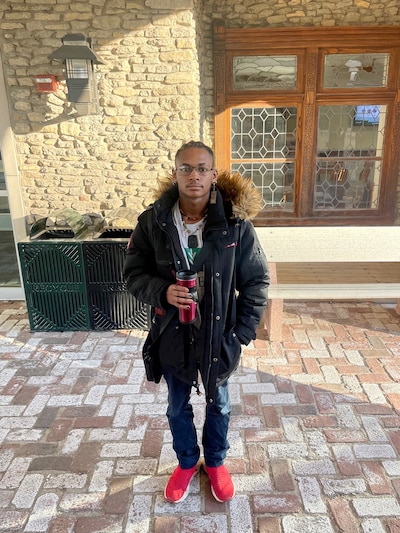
[18,241,90,331]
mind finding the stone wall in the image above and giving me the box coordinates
[0,0,399,222]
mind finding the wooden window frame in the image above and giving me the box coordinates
[213,21,400,226]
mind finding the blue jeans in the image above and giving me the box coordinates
[164,370,231,469]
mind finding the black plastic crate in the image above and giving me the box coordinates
[18,241,90,331]
[83,240,150,330]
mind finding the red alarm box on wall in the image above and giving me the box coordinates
[35,74,59,93]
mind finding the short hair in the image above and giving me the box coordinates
[174,141,215,166]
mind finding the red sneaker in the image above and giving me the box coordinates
[205,465,235,502]
[164,465,198,503]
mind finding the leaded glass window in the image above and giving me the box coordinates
[323,53,389,88]
[214,23,400,224]
[315,104,386,210]
[231,107,297,209]
[233,56,297,90]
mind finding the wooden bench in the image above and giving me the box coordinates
[255,226,400,341]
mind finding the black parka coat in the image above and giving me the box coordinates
[123,171,269,403]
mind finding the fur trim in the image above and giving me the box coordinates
[152,170,262,220]
[151,175,176,200]
[216,170,262,220]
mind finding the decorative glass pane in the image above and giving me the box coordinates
[232,162,294,209]
[231,107,297,210]
[233,56,297,90]
[314,104,386,210]
[323,53,389,88]
[231,107,297,159]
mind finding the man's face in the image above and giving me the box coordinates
[173,147,217,203]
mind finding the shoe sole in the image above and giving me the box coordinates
[210,485,235,503]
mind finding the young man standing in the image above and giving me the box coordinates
[124,141,269,503]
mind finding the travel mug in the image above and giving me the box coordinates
[176,270,198,324]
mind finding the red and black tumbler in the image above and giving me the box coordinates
[176,270,198,324]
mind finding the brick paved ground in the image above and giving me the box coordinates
[0,300,400,533]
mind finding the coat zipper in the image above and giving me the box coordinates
[206,267,214,403]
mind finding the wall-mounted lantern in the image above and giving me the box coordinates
[48,33,103,115]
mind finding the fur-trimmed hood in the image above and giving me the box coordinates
[152,170,263,221]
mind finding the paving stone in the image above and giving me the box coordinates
[253,494,301,513]
[70,442,102,474]
[73,415,113,429]
[321,477,366,496]
[268,443,308,459]
[61,428,85,454]
[44,473,87,490]
[329,498,359,532]
[1,301,400,532]
[0,489,13,508]
[361,518,387,533]
[88,460,114,492]
[47,516,75,533]
[180,514,228,532]
[229,495,253,532]
[389,430,400,454]
[100,443,141,458]
[387,519,400,533]
[12,386,39,405]
[292,459,335,475]
[126,494,154,531]
[353,496,400,517]
[74,517,122,533]
[115,458,158,476]
[234,472,273,493]
[382,460,400,476]
[361,461,392,494]
[6,429,43,442]
[282,515,334,532]
[59,492,103,513]
[12,473,44,509]
[103,477,132,515]
[24,493,58,532]
[87,428,125,442]
[307,429,330,457]
[0,510,29,531]
[332,444,363,476]
[257,517,281,533]
[84,385,107,405]
[35,408,59,428]
[23,395,51,417]
[46,418,73,441]
[270,459,295,492]
[354,444,396,459]
[0,457,31,489]
[153,516,179,533]
[28,456,72,473]
[298,476,326,513]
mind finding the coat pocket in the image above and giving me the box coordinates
[158,320,187,371]
[218,328,242,382]
[142,332,163,384]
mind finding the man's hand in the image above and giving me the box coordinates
[166,284,193,310]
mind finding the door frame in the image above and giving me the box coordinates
[0,57,26,300]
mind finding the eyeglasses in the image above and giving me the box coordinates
[175,165,214,176]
